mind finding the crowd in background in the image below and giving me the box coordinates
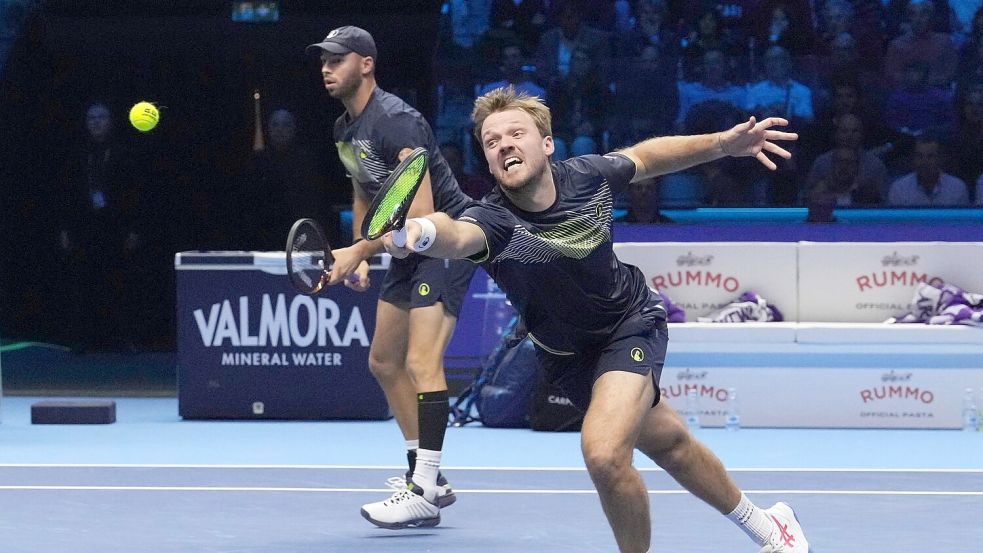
[3,0,983,352]
[432,0,983,217]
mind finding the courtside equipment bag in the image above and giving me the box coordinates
[451,317,538,428]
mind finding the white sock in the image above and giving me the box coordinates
[411,448,442,503]
[726,493,775,546]
[405,439,419,451]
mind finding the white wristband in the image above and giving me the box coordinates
[408,217,437,252]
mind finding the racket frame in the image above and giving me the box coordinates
[360,146,429,241]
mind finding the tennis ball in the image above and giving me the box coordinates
[129,101,159,132]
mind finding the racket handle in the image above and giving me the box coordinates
[392,227,407,248]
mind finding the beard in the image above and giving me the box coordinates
[498,156,549,193]
[328,73,361,100]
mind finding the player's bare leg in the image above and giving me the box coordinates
[636,402,811,552]
[367,299,415,440]
[634,401,741,513]
[581,371,656,553]
[360,301,458,528]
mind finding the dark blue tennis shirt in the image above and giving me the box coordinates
[460,153,666,355]
[334,87,471,218]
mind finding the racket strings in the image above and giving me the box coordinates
[288,221,329,294]
[365,154,427,238]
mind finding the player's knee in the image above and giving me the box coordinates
[368,354,402,382]
[644,423,691,470]
[582,446,631,486]
[404,352,440,382]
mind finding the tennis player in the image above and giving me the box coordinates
[382,87,811,553]
[306,26,476,528]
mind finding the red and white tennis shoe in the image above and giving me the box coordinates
[758,502,812,553]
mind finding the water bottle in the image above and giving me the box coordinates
[685,389,701,430]
[977,388,983,432]
[962,388,977,432]
[725,387,741,432]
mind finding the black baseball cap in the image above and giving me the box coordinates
[306,26,377,59]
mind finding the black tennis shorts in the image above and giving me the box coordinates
[379,255,477,317]
[534,291,669,413]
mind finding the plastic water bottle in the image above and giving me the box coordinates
[977,388,983,432]
[725,387,741,432]
[685,389,701,430]
[962,388,977,432]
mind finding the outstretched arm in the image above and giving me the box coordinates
[620,116,798,182]
[381,212,487,261]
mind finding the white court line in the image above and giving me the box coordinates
[0,485,980,496]
[0,464,981,473]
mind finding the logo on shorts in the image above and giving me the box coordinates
[418,283,431,296]
[630,348,644,362]
[359,149,368,159]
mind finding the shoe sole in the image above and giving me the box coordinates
[437,489,456,508]
[360,507,440,530]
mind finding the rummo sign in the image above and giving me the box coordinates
[614,243,798,321]
[176,252,389,420]
[660,365,980,429]
[798,242,983,322]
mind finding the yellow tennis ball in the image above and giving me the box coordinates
[129,101,159,132]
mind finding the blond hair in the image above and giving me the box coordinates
[471,86,552,142]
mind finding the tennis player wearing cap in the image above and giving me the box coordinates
[382,86,812,553]
[306,26,476,529]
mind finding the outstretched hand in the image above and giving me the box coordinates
[718,116,798,171]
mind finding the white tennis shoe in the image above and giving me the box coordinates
[360,486,440,529]
[387,472,457,508]
[758,502,811,553]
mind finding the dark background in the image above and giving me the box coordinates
[0,1,442,349]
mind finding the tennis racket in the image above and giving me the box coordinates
[361,146,429,247]
[285,218,359,295]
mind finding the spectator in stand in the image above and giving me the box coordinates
[807,77,894,168]
[884,60,955,137]
[56,101,146,351]
[887,136,970,206]
[682,99,753,206]
[675,48,746,131]
[440,141,493,200]
[806,146,882,222]
[534,0,611,85]
[749,0,816,58]
[610,43,678,147]
[620,177,674,223]
[884,0,958,89]
[679,8,744,82]
[444,0,492,53]
[976,173,983,205]
[805,113,886,207]
[817,0,886,67]
[745,46,809,205]
[884,0,955,37]
[813,32,886,109]
[241,108,332,251]
[957,8,983,94]
[617,0,679,62]
[746,45,814,122]
[951,82,983,191]
[490,0,548,54]
[478,41,547,99]
[677,1,757,53]
[547,47,609,158]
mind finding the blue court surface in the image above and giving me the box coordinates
[1,396,981,552]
